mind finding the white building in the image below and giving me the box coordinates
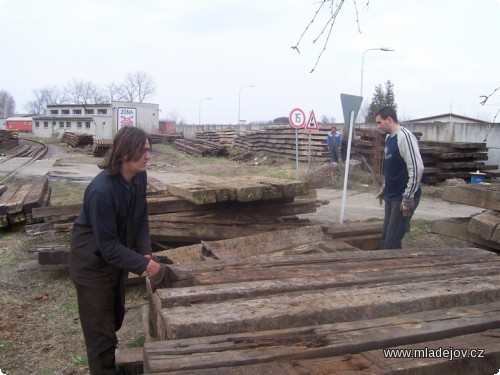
[32,101,159,139]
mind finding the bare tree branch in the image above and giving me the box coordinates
[293,0,367,73]
[310,1,344,73]
[479,86,500,105]
[291,0,328,55]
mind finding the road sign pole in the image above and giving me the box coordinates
[308,131,311,166]
[289,108,306,180]
[295,129,299,180]
[339,94,363,224]
[340,110,355,223]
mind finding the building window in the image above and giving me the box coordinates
[66,122,71,129]
[97,108,107,115]
[62,109,70,115]
[44,122,49,129]
[50,109,59,115]
[73,109,82,115]
[85,109,94,115]
[77,122,82,129]
[59,121,64,129]
[35,121,40,128]
[85,121,91,129]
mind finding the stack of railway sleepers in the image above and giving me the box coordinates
[0,176,50,227]
[30,176,320,263]
[433,183,500,251]
[349,130,492,184]
[142,238,500,374]
[419,141,494,184]
[92,138,112,157]
[61,132,94,147]
[149,133,184,145]
[172,138,229,157]
[232,125,333,162]
[0,129,19,151]
[196,129,240,147]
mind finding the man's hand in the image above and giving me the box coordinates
[400,197,414,217]
[149,263,171,292]
[375,189,385,205]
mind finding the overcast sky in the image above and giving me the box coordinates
[1,0,499,124]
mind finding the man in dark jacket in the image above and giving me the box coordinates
[69,126,163,374]
[375,106,424,249]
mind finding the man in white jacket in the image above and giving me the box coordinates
[375,106,424,249]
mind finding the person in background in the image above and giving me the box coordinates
[326,126,342,163]
[375,106,424,249]
[69,126,164,374]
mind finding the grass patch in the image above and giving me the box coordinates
[126,286,145,303]
[49,181,86,205]
[71,354,88,369]
[126,336,145,348]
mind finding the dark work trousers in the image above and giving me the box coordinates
[381,195,421,249]
[74,274,126,375]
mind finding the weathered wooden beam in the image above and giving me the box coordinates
[22,177,49,214]
[5,183,31,214]
[143,304,500,373]
[431,217,500,250]
[322,221,383,238]
[156,262,500,308]
[158,273,500,340]
[188,249,497,286]
[166,176,308,205]
[202,225,326,260]
[467,210,500,242]
[442,185,500,210]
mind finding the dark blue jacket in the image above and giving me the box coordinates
[69,170,151,287]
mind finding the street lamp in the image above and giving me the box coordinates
[198,97,212,125]
[238,85,256,124]
[360,47,395,97]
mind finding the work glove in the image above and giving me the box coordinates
[149,263,171,292]
[375,189,385,205]
[400,197,414,217]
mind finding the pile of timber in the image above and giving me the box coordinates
[149,132,184,145]
[142,231,500,373]
[0,129,19,151]
[350,129,492,184]
[92,138,112,157]
[232,125,332,162]
[0,176,50,228]
[171,138,229,157]
[419,141,494,184]
[196,129,239,147]
[28,176,322,264]
[432,183,500,251]
[61,132,94,147]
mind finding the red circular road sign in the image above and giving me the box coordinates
[289,108,306,129]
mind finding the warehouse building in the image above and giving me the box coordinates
[32,101,159,139]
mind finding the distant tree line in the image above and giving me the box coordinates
[0,91,16,119]
[0,71,156,116]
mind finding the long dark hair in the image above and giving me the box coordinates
[100,126,151,175]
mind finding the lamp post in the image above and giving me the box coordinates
[238,85,255,124]
[360,47,395,97]
[198,97,212,126]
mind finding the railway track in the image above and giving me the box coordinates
[0,139,49,183]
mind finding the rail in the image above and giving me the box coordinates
[0,139,49,183]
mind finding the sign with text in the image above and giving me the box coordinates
[117,107,137,130]
[289,108,306,129]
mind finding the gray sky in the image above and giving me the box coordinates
[1,0,499,124]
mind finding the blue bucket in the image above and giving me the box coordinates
[470,172,486,184]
